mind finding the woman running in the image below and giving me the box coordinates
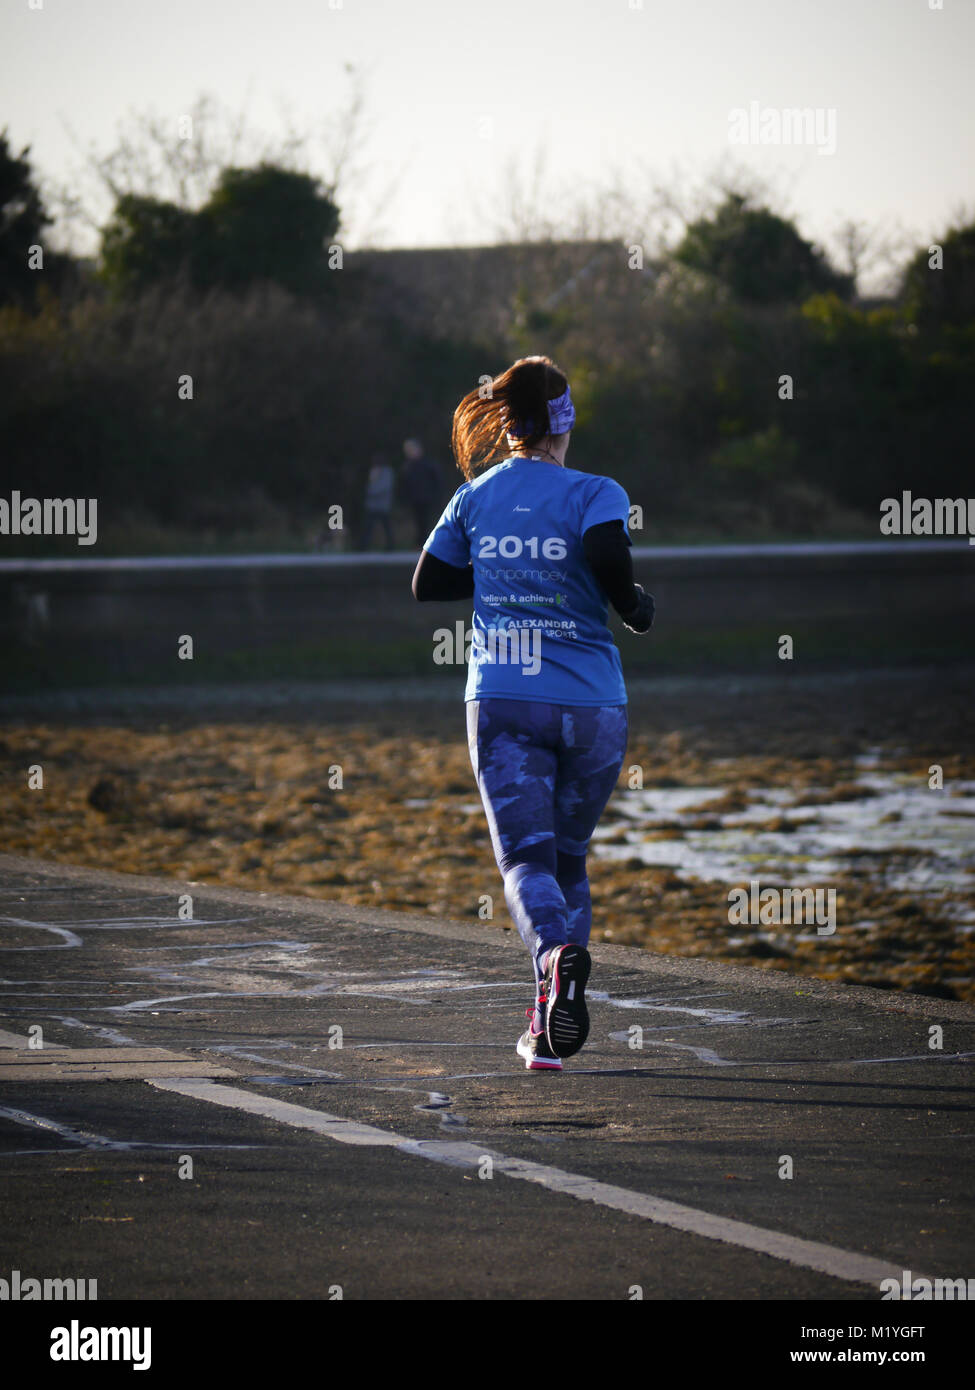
[412,355,654,1070]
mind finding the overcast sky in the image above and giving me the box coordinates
[2,0,973,288]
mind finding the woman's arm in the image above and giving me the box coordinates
[582,520,639,613]
[583,520,654,631]
[412,548,475,601]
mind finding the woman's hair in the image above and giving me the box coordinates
[451,355,569,481]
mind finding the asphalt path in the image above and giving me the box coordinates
[1,851,973,1335]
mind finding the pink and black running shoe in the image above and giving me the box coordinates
[541,944,592,1057]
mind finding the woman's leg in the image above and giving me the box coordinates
[466,698,567,971]
[515,704,627,1059]
[554,705,629,948]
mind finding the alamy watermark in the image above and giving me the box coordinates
[433,620,544,676]
[879,492,975,542]
[50,1320,150,1371]
[1,1268,97,1300]
[881,1269,974,1300]
[728,101,837,156]
[728,879,836,935]
[0,491,97,546]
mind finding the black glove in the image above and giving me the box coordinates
[619,583,655,633]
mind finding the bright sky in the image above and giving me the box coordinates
[2,0,973,287]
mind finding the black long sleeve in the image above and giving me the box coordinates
[582,519,641,616]
[412,548,475,601]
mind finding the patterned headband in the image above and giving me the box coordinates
[509,384,576,438]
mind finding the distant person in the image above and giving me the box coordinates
[358,452,395,551]
[401,439,444,546]
[412,355,654,1071]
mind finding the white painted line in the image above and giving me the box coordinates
[0,919,83,950]
[0,1103,271,1155]
[401,1141,916,1285]
[0,1103,122,1149]
[151,1078,404,1147]
[150,1078,926,1288]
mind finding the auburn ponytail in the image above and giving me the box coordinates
[451,355,570,481]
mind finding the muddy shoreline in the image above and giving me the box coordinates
[3,667,973,1001]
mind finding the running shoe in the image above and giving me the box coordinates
[517,1010,563,1071]
[541,943,591,1057]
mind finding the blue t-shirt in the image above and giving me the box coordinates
[424,457,630,705]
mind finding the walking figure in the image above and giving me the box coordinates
[358,452,395,551]
[401,439,445,547]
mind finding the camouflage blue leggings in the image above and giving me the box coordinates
[466,699,628,985]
